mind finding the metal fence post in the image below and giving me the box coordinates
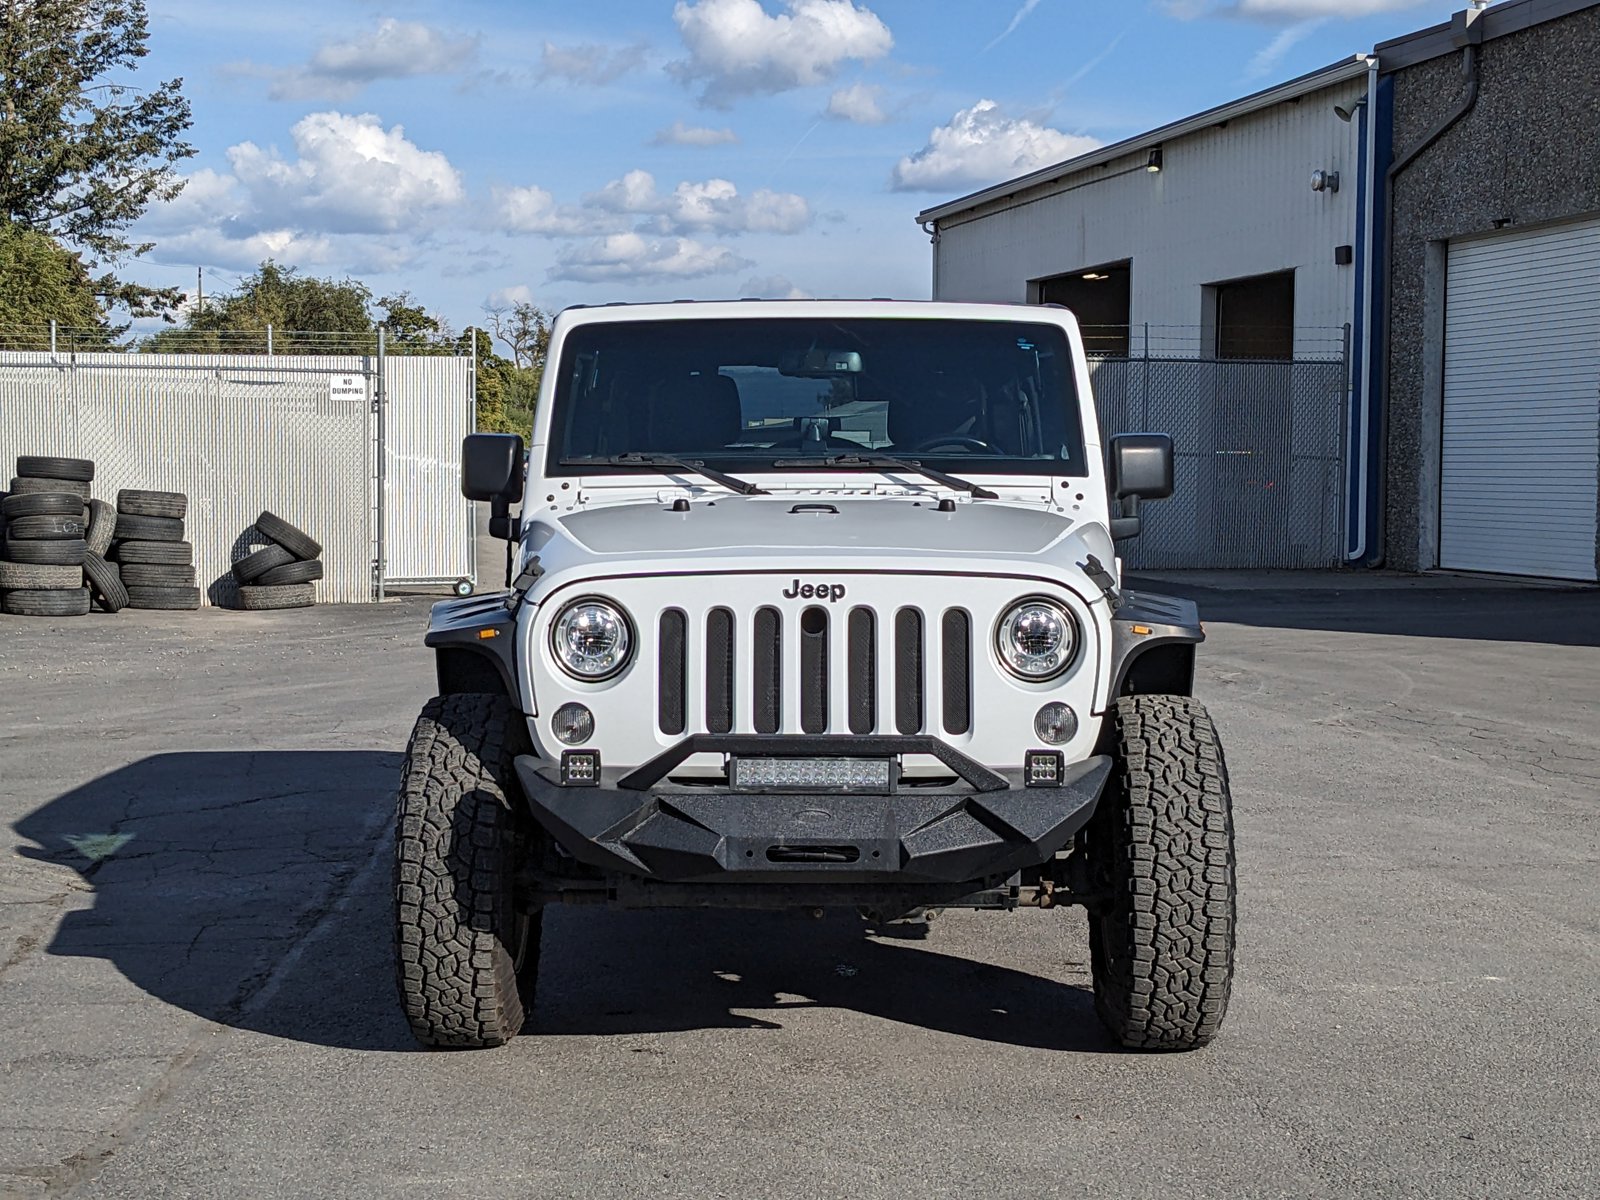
[266,324,273,356]
[49,320,57,355]
[376,325,386,602]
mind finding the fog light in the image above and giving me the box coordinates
[552,702,594,745]
[1025,750,1065,788]
[1034,702,1078,745]
[560,750,600,786]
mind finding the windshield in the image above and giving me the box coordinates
[546,317,1087,479]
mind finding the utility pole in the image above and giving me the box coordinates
[196,267,203,312]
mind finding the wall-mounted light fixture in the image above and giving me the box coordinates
[1081,272,1109,281]
[1311,170,1340,194]
[1146,146,1163,173]
[1333,98,1367,123]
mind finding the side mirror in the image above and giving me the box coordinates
[462,433,526,503]
[1107,433,1174,540]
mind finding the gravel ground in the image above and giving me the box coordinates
[0,577,1596,1199]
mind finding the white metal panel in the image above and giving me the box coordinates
[1440,218,1600,581]
[382,356,475,584]
[931,76,1367,357]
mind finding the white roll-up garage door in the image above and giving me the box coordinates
[1440,217,1600,581]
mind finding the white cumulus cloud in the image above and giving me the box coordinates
[227,112,465,234]
[651,120,740,146]
[491,184,629,237]
[740,274,812,299]
[588,170,811,236]
[826,83,887,124]
[266,19,478,100]
[891,100,1099,193]
[551,234,752,283]
[671,0,893,106]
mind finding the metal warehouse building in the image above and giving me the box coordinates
[919,0,1600,582]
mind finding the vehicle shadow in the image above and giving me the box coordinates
[15,751,1109,1055]
[1126,572,1600,647]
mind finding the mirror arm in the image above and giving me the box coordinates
[1109,494,1142,541]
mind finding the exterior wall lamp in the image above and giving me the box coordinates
[1146,146,1163,173]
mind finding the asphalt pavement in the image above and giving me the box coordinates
[1,575,1597,1199]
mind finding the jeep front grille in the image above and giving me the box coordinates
[656,603,973,738]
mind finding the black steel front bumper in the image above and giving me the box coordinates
[513,736,1110,887]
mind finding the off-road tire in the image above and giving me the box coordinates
[232,543,294,583]
[119,562,197,588]
[125,585,202,611]
[3,537,87,566]
[8,477,90,500]
[395,694,543,1049]
[117,489,188,519]
[85,499,117,556]
[1,492,81,519]
[254,510,322,560]
[16,456,94,482]
[114,513,185,542]
[113,540,193,565]
[7,514,86,540]
[2,587,91,616]
[1085,695,1236,1052]
[255,559,322,586]
[84,553,129,612]
[236,583,315,610]
[0,561,82,590]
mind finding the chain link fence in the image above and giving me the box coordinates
[1089,350,1349,569]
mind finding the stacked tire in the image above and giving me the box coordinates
[0,456,106,617]
[111,490,199,611]
[231,511,322,610]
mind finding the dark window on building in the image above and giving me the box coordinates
[1032,261,1131,356]
[1212,270,1295,360]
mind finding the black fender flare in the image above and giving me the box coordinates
[425,593,519,699]
[1107,590,1204,700]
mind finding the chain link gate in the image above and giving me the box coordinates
[1088,353,1349,569]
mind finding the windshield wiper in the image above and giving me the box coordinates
[560,453,768,496]
[770,453,999,499]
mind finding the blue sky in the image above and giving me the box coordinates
[124,0,1459,334]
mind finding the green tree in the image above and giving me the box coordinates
[142,261,374,353]
[0,0,194,313]
[0,220,116,347]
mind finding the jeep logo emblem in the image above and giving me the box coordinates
[782,578,846,602]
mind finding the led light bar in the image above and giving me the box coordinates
[730,757,893,793]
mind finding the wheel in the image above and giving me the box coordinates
[395,694,542,1048]
[255,559,323,586]
[3,537,87,566]
[903,435,998,454]
[117,489,188,519]
[119,563,197,588]
[0,561,83,590]
[232,543,294,583]
[1083,695,1236,1051]
[453,578,474,597]
[85,499,117,556]
[113,513,185,542]
[1,492,82,519]
[125,585,202,610]
[113,540,193,566]
[15,456,94,482]
[6,514,86,540]
[84,552,129,613]
[8,476,91,500]
[254,510,322,560]
[2,587,91,616]
[235,583,315,610]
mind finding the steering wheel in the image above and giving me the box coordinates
[904,435,997,454]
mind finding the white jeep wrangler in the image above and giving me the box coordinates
[395,300,1236,1052]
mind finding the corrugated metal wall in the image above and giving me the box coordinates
[0,353,473,603]
[382,355,474,585]
[933,77,1368,358]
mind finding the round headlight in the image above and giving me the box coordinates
[996,598,1077,680]
[551,598,632,680]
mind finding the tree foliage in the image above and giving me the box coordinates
[0,0,193,312]
[141,261,373,353]
[0,219,115,347]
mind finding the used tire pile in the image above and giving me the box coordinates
[110,489,200,610]
[230,511,323,610]
[0,456,112,617]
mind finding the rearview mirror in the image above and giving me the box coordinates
[1107,433,1174,540]
[461,433,525,503]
